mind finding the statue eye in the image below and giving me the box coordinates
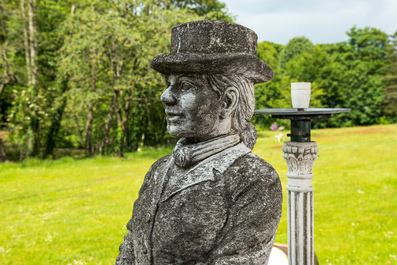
[180,82,195,92]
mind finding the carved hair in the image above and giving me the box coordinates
[206,75,257,149]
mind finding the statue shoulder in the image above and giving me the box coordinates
[234,152,278,179]
[224,152,282,198]
[141,153,173,184]
[148,153,173,171]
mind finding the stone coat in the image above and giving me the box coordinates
[115,143,282,265]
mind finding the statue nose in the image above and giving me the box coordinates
[161,87,176,104]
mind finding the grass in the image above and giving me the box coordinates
[1,124,396,265]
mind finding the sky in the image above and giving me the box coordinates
[221,0,397,45]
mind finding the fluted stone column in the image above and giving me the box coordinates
[282,141,319,265]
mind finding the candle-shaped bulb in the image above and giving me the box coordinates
[291,82,311,109]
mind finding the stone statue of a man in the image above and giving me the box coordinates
[115,20,282,265]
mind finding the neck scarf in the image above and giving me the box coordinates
[172,134,241,168]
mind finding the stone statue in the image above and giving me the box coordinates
[115,20,282,265]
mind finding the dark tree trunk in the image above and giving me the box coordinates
[0,139,7,162]
[122,89,132,150]
[43,5,76,159]
[85,53,97,156]
[85,95,95,156]
[30,115,40,156]
[115,90,127,136]
[21,0,32,84]
[27,0,40,156]
[101,94,116,155]
[0,83,5,99]
[114,90,124,157]
[109,37,127,157]
[43,79,68,158]
[28,0,38,86]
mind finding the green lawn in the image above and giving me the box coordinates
[1,124,396,265]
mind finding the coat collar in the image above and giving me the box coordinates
[161,142,251,202]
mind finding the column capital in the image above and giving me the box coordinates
[282,141,318,177]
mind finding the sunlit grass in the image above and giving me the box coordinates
[0,147,173,265]
[1,124,396,264]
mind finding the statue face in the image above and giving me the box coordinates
[161,75,223,140]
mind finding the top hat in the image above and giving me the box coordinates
[149,20,273,84]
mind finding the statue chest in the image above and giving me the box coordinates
[132,164,228,264]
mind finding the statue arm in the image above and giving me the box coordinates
[114,156,168,265]
[114,162,156,265]
[211,236,276,265]
[115,218,135,265]
[210,159,282,264]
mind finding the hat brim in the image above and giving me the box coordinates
[149,53,273,84]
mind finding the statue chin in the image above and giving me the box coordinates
[166,121,220,141]
[166,124,186,138]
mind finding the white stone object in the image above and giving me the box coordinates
[291,82,311,109]
[282,141,319,265]
[268,246,288,265]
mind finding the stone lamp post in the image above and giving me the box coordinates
[255,82,350,265]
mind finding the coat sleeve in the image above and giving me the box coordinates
[115,154,171,265]
[115,219,135,265]
[114,156,165,265]
[210,154,283,265]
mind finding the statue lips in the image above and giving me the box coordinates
[165,111,184,122]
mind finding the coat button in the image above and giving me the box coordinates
[146,213,151,223]
[143,247,148,254]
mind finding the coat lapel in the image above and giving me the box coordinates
[152,156,174,204]
[160,143,251,202]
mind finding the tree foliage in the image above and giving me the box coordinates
[171,0,234,21]
[279,36,314,70]
[0,0,206,160]
[0,0,395,161]
[382,31,397,118]
[254,27,392,130]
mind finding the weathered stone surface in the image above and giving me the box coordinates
[150,20,273,84]
[115,20,282,264]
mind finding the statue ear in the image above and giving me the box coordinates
[221,87,239,118]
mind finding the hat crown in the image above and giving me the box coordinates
[170,20,258,55]
[150,20,273,84]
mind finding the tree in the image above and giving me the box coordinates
[338,27,387,126]
[1,0,74,160]
[255,27,389,129]
[0,0,16,100]
[58,0,201,157]
[1,0,234,160]
[315,27,389,127]
[171,0,234,21]
[279,37,314,70]
[19,0,42,156]
[284,45,327,108]
[347,26,388,74]
[254,40,326,129]
[253,41,291,129]
[0,0,17,161]
[381,31,397,118]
